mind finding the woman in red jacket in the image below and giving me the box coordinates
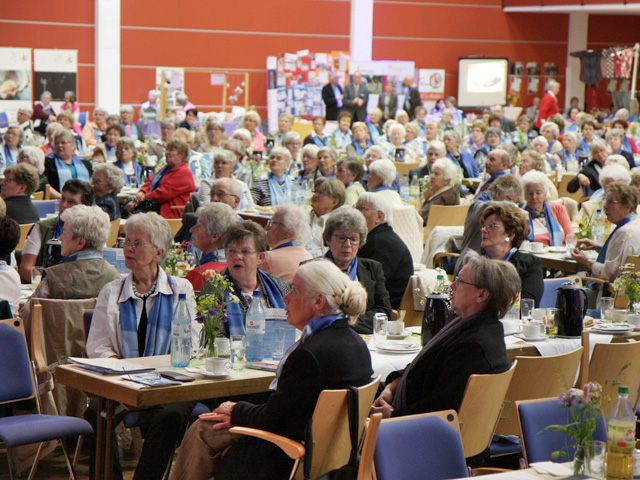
[127,138,195,218]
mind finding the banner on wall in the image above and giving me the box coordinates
[418,69,445,102]
[33,49,78,113]
[0,47,33,122]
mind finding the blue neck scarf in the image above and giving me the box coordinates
[267,172,291,206]
[596,214,635,264]
[486,247,517,262]
[273,241,294,250]
[324,250,358,280]
[353,139,371,157]
[53,218,64,238]
[525,202,564,246]
[312,134,326,148]
[116,160,142,187]
[370,184,393,192]
[198,251,218,266]
[3,144,20,167]
[224,268,286,336]
[301,312,345,341]
[119,274,175,358]
[54,154,90,187]
[149,165,173,191]
[59,250,102,264]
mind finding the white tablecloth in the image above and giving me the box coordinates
[504,331,613,360]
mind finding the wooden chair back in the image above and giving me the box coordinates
[166,218,183,236]
[32,191,44,201]
[18,223,34,250]
[0,317,37,403]
[458,361,517,458]
[394,161,420,179]
[589,341,640,416]
[494,348,583,436]
[44,184,51,200]
[558,174,584,202]
[424,204,469,242]
[397,276,423,327]
[297,376,381,480]
[107,219,120,248]
[358,413,382,480]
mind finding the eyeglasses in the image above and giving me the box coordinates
[123,240,153,250]
[332,234,360,245]
[211,190,238,200]
[226,248,257,257]
[481,222,503,231]
[53,141,72,146]
[453,276,479,288]
[603,198,621,205]
[266,219,285,228]
[312,189,331,197]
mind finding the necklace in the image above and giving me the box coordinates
[132,279,157,299]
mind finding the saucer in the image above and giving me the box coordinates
[514,333,548,342]
[185,366,232,378]
[387,333,408,340]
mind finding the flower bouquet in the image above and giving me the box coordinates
[161,244,195,277]
[613,263,640,313]
[506,91,521,107]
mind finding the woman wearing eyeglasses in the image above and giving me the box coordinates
[85,212,197,480]
[480,203,543,307]
[322,207,392,334]
[308,177,346,256]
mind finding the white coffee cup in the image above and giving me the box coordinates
[206,357,231,375]
[627,314,640,328]
[530,242,543,253]
[214,337,231,357]
[146,155,157,167]
[387,320,405,336]
[520,240,531,251]
[523,320,544,339]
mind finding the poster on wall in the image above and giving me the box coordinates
[418,68,445,102]
[543,62,558,85]
[526,62,540,95]
[33,49,77,114]
[0,47,33,122]
[155,67,185,114]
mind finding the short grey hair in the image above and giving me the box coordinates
[176,92,189,104]
[546,80,560,90]
[322,206,368,246]
[93,163,125,193]
[301,143,319,159]
[196,203,237,236]
[119,104,134,114]
[59,204,110,253]
[211,177,242,199]
[160,118,177,129]
[282,131,302,147]
[53,129,75,144]
[296,259,367,321]
[364,145,388,161]
[540,121,559,139]
[93,107,108,117]
[442,130,461,144]
[17,146,45,174]
[404,123,420,137]
[317,146,338,162]
[563,131,580,143]
[222,138,246,159]
[600,164,631,185]
[18,107,33,116]
[521,170,550,194]
[124,212,174,263]
[368,159,397,186]
[427,140,446,157]
[605,155,631,171]
[214,148,238,167]
[532,136,549,149]
[431,158,458,184]
[273,203,311,242]
[461,250,521,318]
[314,177,346,207]
[357,191,393,226]
[590,138,611,157]
[232,128,252,144]
[268,146,292,166]
[243,110,261,124]
[605,128,625,141]
[394,111,409,122]
[389,123,407,138]
[116,136,138,161]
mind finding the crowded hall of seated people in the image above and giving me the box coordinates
[3,67,640,480]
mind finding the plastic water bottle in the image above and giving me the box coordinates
[593,209,605,244]
[245,290,265,362]
[290,180,300,204]
[606,385,636,480]
[400,174,410,205]
[409,174,420,205]
[171,293,191,367]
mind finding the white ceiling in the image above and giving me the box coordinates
[504,3,640,15]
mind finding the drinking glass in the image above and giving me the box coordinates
[546,308,558,336]
[600,297,615,323]
[272,323,286,360]
[565,233,577,255]
[521,299,535,322]
[586,440,607,479]
[373,314,388,347]
[230,335,245,370]
[31,267,44,290]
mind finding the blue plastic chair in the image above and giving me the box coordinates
[518,398,607,466]
[33,200,59,219]
[0,320,93,480]
[374,413,468,480]
[78,112,87,128]
[0,111,8,129]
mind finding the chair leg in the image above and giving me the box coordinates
[6,449,17,480]
[72,434,84,469]
[26,441,45,480]
[60,438,80,480]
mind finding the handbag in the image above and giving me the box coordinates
[310,386,361,480]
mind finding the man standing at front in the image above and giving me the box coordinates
[402,75,421,120]
[343,72,369,123]
[322,73,344,121]
[535,81,560,130]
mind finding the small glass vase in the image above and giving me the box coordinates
[573,443,588,476]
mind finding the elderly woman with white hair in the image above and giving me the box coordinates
[356,192,413,309]
[242,110,265,151]
[170,259,372,480]
[417,157,460,224]
[222,138,252,186]
[120,104,144,142]
[114,136,143,187]
[295,144,320,183]
[231,128,253,153]
[92,163,125,220]
[282,131,303,167]
[82,107,108,146]
[606,128,636,169]
[336,159,365,205]
[443,130,478,179]
[26,205,121,301]
[185,202,238,290]
[404,122,425,161]
[173,128,209,182]
[322,207,392,333]
[540,121,564,157]
[410,140,446,180]
[567,138,612,196]
[367,159,403,206]
[578,164,632,221]
[44,129,93,194]
[535,80,560,129]
[309,177,346,255]
[250,147,293,207]
[346,121,373,161]
[317,146,338,178]
[532,135,562,173]
[198,118,226,154]
[562,130,581,173]
[17,146,48,193]
[200,149,255,210]
[387,123,417,162]
[473,127,502,174]
[85,212,197,480]
[522,170,573,247]
[261,203,313,282]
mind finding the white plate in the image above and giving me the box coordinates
[375,341,420,353]
[590,323,634,334]
[405,326,422,334]
[185,366,232,378]
[387,329,413,339]
[413,263,426,271]
[520,247,547,254]
[514,333,548,342]
[547,246,567,254]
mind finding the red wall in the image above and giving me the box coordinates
[0,0,638,117]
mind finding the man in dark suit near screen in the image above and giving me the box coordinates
[322,73,344,121]
[402,75,422,120]
[493,104,517,133]
[378,82,398,121]
[343,71,369,123]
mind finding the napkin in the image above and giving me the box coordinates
[530,461,574,476]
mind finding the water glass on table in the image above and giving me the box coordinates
[31,266,43,290]
[373,313,388,346]
[272,323,286,360]
[586,440,607,479]
[230,335,245,370]
[521,298,535,323]
[600,297,615,323]
[546,308,558,336]
[565,233,577,255]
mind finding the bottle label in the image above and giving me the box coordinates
[246,318,265,334]
[608,420,636,448]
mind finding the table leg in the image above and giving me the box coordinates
[95,397,105,480]
[105,399,115,480]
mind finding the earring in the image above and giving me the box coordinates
[505,238,510,243]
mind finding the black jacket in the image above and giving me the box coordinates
[359,224,413,310]
[4,195,40,224]
[506,250,544,307]
[388,308,509,417]
[216,318,373,480]
[353,258,393,334]
[44,155,93,194]
[567,159,601,196]
[321,83,343,121]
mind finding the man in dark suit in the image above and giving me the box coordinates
[321,74,344,121]
[343,71,369,123]
[378,82,398,121]
[402,75,422,120]
[493,104,517,133]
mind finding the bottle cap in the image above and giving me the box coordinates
[253,290,261,297]
[178,293,186,300]
[618,385,629,395]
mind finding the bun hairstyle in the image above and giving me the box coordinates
[296,259,368,323]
